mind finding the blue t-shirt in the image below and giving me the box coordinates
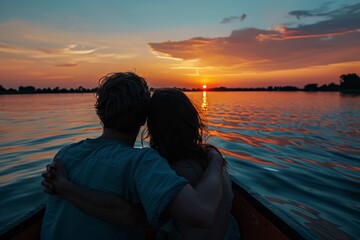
[41,138,188,240]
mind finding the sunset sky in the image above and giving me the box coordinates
[0,0,359,88]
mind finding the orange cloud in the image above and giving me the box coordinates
[257,28,358,41]
[149,3,360,72]
[39,44,99,55]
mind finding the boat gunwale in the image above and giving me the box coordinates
[232,181,315,240]
[0,202,46,239]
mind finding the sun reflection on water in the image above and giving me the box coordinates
[201,91,208,112]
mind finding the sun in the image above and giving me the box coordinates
[202,84,207,89]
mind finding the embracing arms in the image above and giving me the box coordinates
[42,149,224,228]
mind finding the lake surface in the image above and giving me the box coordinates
[0,92,359,239]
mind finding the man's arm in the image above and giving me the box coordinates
[43,149,224,228]
[166,149,224,227]
[42,161,146,227]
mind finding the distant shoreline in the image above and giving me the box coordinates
[1,88,360,95]
[1,73,359,95]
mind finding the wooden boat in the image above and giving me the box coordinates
[0,203,45,240]
[0,182,309,240]
[230,182,309,239]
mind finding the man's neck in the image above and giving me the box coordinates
[99,128,138,147]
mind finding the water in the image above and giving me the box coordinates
[0,92,359,239]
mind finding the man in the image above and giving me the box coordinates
[41,72,223,239]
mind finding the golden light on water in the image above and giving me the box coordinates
[201,91,208,111]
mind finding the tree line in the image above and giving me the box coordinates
[0,85,97,94]
[1,73,359,95]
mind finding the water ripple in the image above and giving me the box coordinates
[1,92,359,238]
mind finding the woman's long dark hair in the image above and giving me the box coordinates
[145,88,220,167]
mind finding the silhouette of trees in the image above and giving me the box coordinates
[304,83,318,91]
[0,85,97,94]
[18,86,36,93]
[319,83,339,91]
[0,85,5,93]
[274,86,299,91]
[0,73,358,94]
[340,73,360,90]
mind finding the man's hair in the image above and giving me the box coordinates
[95,72,150,134]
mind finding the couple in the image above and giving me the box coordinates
[41,72,240,239]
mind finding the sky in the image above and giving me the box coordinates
[0,0,359,88]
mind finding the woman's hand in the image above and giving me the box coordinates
[41,159,68,195]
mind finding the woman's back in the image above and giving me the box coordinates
[147,89,240,239]
[167,158,240,240]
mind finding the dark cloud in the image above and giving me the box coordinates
[53,63,78,67]
[221,14,247,24]
[288,1,360,20]
[150,3,360,71]
[289,1,332,19]
[240,14,247,21]
[221,16,237,24]
[289,11,315,19]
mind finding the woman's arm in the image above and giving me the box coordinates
[42,160,146,227]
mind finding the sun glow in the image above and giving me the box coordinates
[202,84,207,89]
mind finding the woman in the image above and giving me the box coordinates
[43,89,240,239]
